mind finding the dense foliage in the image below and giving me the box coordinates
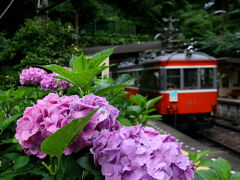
[0,18,79,90]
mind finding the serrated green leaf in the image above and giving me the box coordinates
[42,65,93,88]
[117,116,134,126]
[69,55,76,69]
[189,152,198,163]
[213,157,231,179]
[114,74,135,86]
[194,171,206,180]
[41,108,99,158]
[73,53,87,72]
[127,105,142,115]
[129,94,146,108]
[13,155,30,170]
[95,84,128,96]
[230,172,240,180]
[197,160,213,167]
[146,96,162,109]
[195,170,219,180]
[196,150,210,162]
[88,48,114,68]
[0,114,22,135]
[142,108,156,115]
[148,114,162,120]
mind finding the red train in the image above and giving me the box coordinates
[113,50,217,128]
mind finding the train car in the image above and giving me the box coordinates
[113,50,218,129]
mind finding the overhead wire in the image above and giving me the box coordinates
[0,0,15,19]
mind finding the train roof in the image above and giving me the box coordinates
[154,51,216,61]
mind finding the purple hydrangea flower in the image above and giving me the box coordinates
[20,67,47,85]
[40,67,72,91]
[91,125,195,180]
[15,93,120,158]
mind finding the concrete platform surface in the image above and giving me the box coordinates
[147,120,240,173]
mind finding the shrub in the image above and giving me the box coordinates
[0,18,80,90]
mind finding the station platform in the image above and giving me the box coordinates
[147,120,240,173]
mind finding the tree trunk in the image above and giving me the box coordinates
[75,9,79,45]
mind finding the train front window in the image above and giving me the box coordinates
[184,69,197,89]
[167,69,180,89]
[200,68,213,89]
[140,70,161,90]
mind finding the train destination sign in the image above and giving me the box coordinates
[170,90,178,102]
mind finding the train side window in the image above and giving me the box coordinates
[200,68,213,89]
[139,70,161,90]
[184,69,197,89]
[167,69,180,90]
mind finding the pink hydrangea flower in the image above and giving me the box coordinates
[15,93,120,158]
[91,125,195,180]
[20,67,47,85]
[40,67,72,91]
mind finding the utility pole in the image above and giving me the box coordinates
[154,16,184,52]
[37,0,48,21]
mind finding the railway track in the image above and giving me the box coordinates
[188,116,240,155]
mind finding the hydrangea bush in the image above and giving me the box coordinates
[20,67,72,91]
[91,125,195,180]
[15,93,120,158]
[20,67,47,85]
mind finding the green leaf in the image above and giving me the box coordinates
[142,108,156,115]
[0,110,5,125]
[114,74,135,86]
[194,171,205,180]
[95,84,128,96]
[146,96,162,109]
[42,65,93,88]
[13,155,30,170]
[41,108,99,158]
[0,138,18,146]
[57,156,82,180]
[3,153,20,160]
[69,55,76,69]
[127,106,142,116]
[230,172,240,180]
[117,116,134,126]
[196,150,210,162]
[213,157,231,179]
[88,48,114,68]
[189,152,198,163]
[0,114,22,135]
[197,160,213,167]
[148,114,162,120]
[0,160,43,179]
[73,53,87,72]
[77,152,104,180]
[195,170,219,180]
[129,94,147,108]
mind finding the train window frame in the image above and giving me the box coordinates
[166,69,181,90]
[139,69,162,91]
[200,68,214,89]
[183,68,198,89]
